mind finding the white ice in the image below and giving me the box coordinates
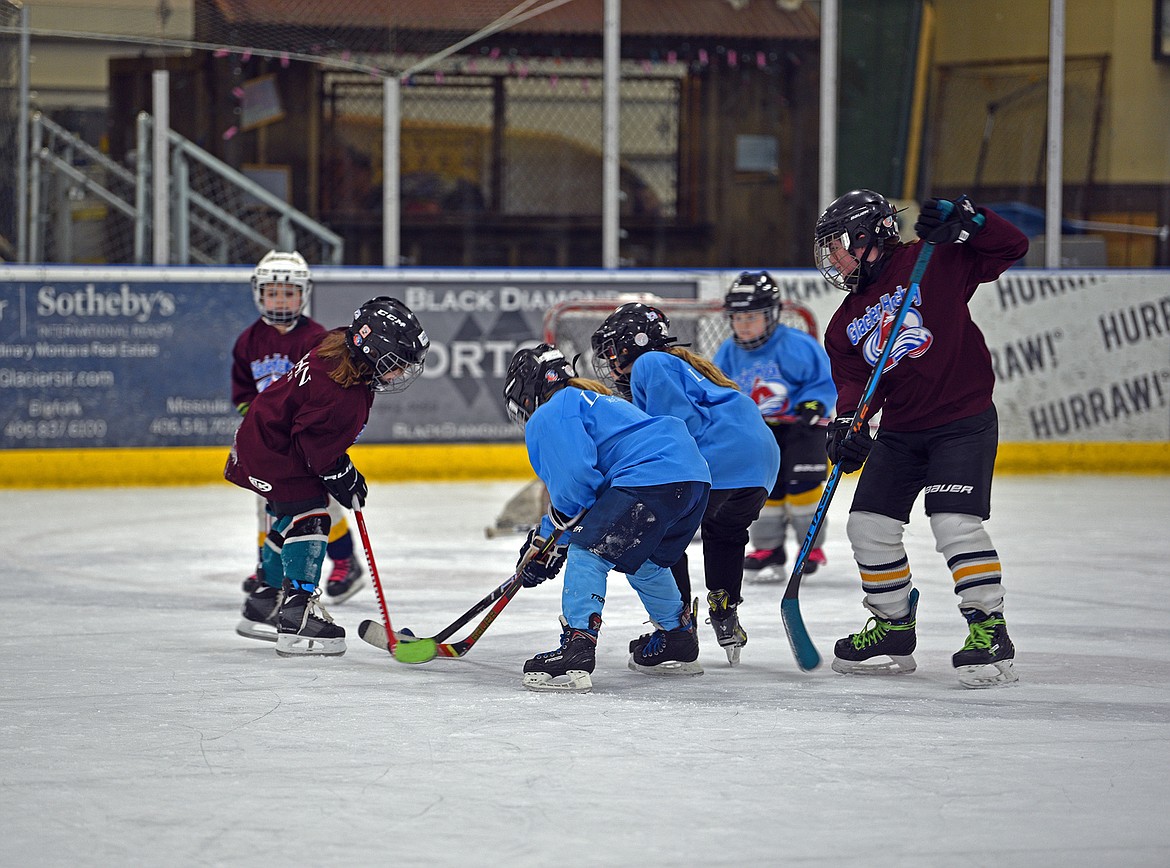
[5,475,1170,867]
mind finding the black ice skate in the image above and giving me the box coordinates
[324,556,366,604]
[953,609,1019,689]
[235,583,282,642]
[522,616,598,693]
[241,564,265,594]
[706,589,747,666]
[831,588,919,675]
[628,600,704,676]
[743,547,785,584]
[275,587,346,657]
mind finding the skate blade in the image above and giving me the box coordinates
[324,575,367,605]
[275,635,347,657]
[956,659,1019,689]
[627,657,705,676]
[724,644,742,666]
[235,619,278,642]
[830,654,917,675]
[744,567,785,584]
[522,670,593,693]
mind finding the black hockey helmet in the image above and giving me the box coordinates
[503,343,576,427]
[813,189,900,293]
[723,271,781,349]
[346,296,429,393]
[589,302,676,397]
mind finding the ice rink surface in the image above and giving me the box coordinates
[5,475,1170,867]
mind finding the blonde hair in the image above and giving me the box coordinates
[568,377,614,396]
[317,330,371,389]
[665,347,739,390]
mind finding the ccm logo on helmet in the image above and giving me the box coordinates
[924,484,973,494]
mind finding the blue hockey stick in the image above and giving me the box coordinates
[781,240,939,671]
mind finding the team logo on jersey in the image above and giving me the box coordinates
[750,377,792,420]
[862,306,933,373]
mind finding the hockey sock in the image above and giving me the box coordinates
[628,560,687,630]
[561,546,611,630]
[278,507,331,593]
[848,510,913,619]
[931,512,1005,614]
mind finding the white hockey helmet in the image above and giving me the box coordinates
[251,250,312,325]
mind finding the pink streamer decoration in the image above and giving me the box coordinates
[757,51,766,68]
[699,49,709,65]
[232,87,245,99]
[222,126,238,140]
[728,50,738,67]
[667,51,677,64]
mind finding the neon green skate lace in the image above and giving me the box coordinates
[849,614,914,650]
[959,616,1005,651]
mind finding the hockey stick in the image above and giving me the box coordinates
[353,508,400,656]
[359,512,584,663]
[781,241,937,671]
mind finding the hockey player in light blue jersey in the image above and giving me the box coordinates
[713,271,837,583]
[591,302,779,665]
[502,344,711,693]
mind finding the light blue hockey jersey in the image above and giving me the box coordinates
[628,352,779,491]
[712,325,837,423]
[525,386,711,520]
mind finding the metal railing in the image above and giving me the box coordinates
[25,111,342,265]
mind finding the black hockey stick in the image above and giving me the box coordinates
[781,241,936,671]
[359,510,585,663]
[357,572,512,658]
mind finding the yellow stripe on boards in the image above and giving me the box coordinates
[0,441,1167,489]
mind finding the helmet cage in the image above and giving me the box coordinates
[723,271,780,349]
[252,250,312,325]
[813,191,899,293]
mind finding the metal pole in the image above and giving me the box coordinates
[602,0,620,269]
[16,4,30,261]
[1045,0,1065,268]
[383,76,400,267]
[152,69,170,264]
[818,0,838,213]
[134,113,148,263]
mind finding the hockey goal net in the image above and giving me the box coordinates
[542,293,817,373]
[485,293,817,537]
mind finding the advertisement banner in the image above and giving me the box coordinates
[0,270,698,449]
[315,277,698,442]
[0,278,253,450]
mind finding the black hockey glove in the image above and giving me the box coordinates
[826,414,873,474]
[914,195,985,245]
[516,528,569,588]
[320,454,367,509]
[795,400,826,426]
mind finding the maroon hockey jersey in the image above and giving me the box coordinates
[230,316,328,409]
[225,330,374,502]
[824,208,1028,432]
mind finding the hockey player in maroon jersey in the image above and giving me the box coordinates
[813,190,1027,688]
[231,251,365,605]
[226,296,428,656]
